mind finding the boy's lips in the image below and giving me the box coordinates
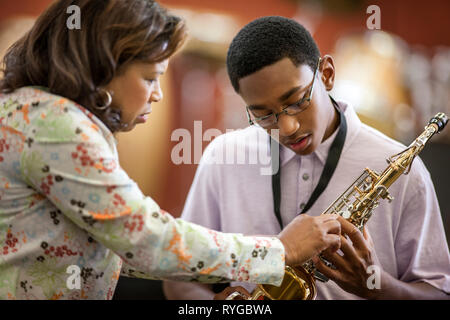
[284,133,310,145]
[287,134,311,152]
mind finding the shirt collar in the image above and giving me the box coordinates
[279,100,360,166]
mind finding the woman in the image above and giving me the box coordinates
[0,0,341,299]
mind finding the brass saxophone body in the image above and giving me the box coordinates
[236,112,448,300]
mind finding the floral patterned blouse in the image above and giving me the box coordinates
[0,87,285,299]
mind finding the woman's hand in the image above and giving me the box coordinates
[278,214,341,266]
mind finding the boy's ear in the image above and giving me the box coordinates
[320,55,335,91]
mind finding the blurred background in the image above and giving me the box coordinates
[1,0,449,299]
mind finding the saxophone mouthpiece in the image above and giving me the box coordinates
[429,113,448,133]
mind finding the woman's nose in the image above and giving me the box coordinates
[150,81,163,103]
[277,113,300,137]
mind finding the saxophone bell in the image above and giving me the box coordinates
[225,265,317,300]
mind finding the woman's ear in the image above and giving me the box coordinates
[320,55,335,91]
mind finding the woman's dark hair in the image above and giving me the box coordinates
[0,0,187,132]
[226,16,320,92]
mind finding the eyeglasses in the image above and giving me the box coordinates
[246,58,321,128]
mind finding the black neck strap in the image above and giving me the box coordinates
[270,96,347,229]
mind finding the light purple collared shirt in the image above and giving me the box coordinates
[181,100,450,299]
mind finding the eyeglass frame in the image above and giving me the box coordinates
[245,58,322,128]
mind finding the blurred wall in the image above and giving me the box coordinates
[160,0,450,53]
[0,17,35,60]
[0,0,54,20]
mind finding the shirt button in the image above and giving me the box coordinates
[302,173,309,181]
[299,203,306,210]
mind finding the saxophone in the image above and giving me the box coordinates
[226,112,448,300]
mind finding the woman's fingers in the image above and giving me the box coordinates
[337,216,366,250]
[323,219,341,235]
[317,213,339,223]
[324,233,341,253]
[320,215,342,252]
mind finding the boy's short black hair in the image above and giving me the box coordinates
[226,16,321,92]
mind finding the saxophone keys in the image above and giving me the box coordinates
[340,209,351,219]
[380,188,394,203]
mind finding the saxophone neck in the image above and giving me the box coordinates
[408,112,448,150]
[408,124,437,151]
[387,113,447,176]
